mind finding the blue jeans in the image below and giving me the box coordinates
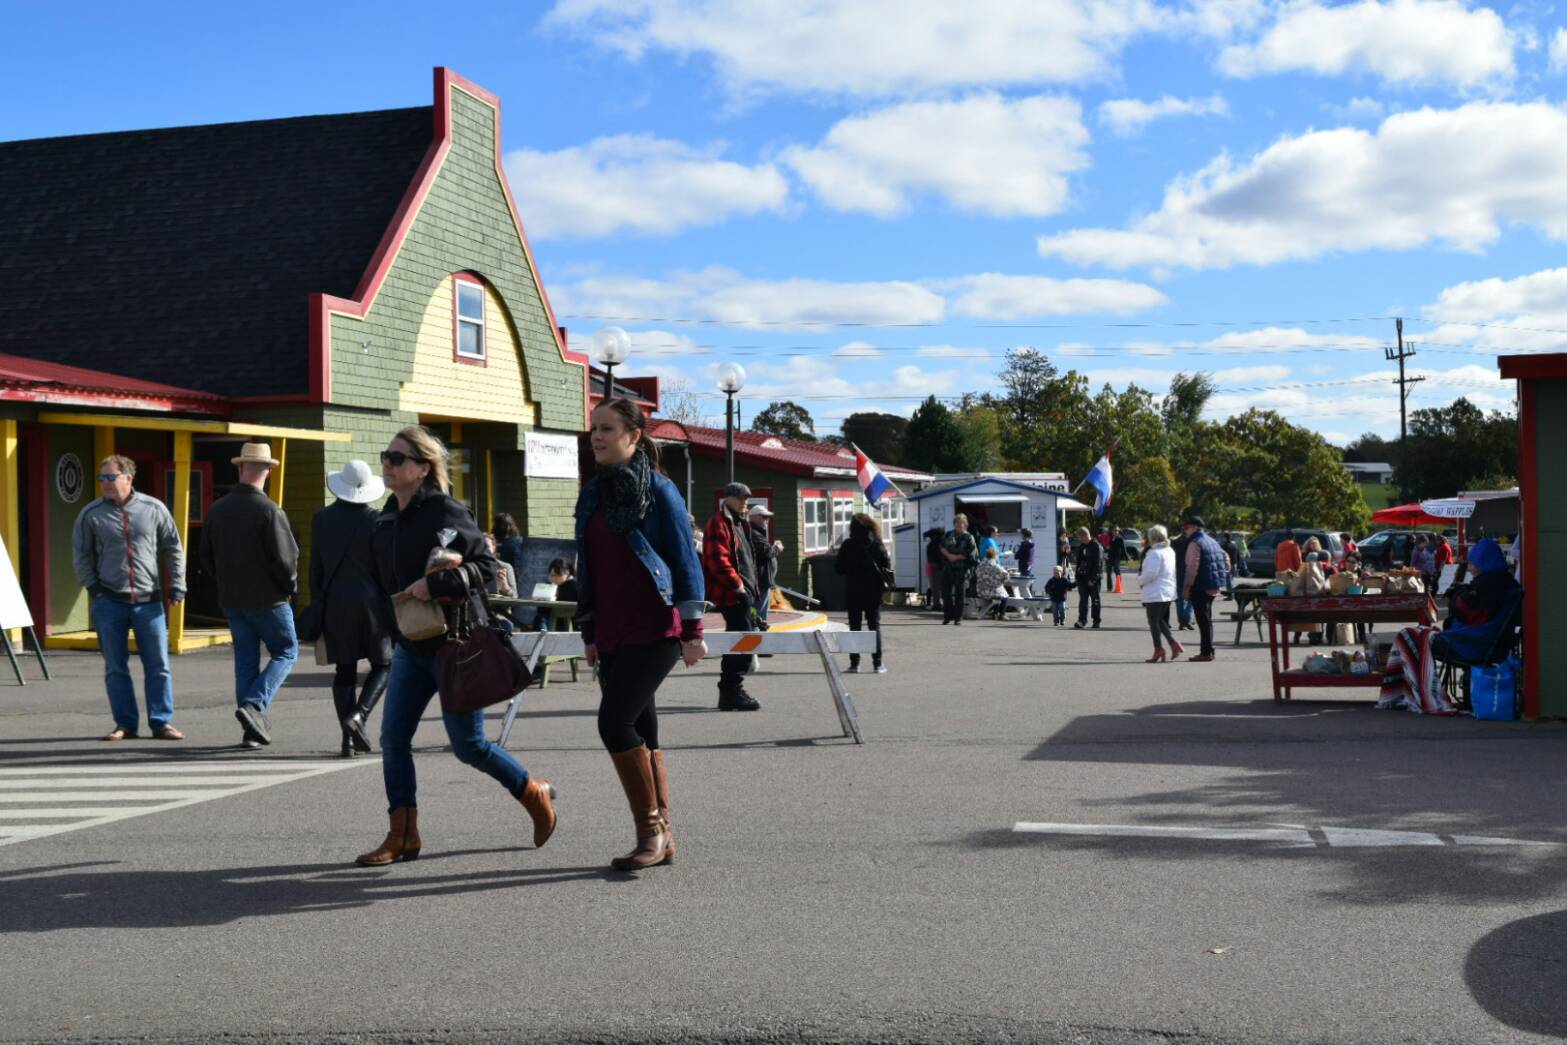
[379,646,531,812]
[1176,597,1194,627]
[94,597,174,731]
[224,604,299,711]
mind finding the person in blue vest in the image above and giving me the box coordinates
[1178,514,1230,662]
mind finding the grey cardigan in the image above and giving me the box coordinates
[72,492,186,602]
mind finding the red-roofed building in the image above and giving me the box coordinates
[648,420,930,596]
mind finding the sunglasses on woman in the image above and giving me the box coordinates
[379,451,426,467]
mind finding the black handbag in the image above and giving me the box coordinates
[435,567,531,715]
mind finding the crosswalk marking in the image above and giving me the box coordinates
[0,758,372,848]
[1012,822,1562,848]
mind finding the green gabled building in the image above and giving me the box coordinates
[0,68,590,645]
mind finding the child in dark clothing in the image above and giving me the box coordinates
[1016,528,1036,577]
[1042,565,1072,626]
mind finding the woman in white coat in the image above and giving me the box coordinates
[1138,525,1185,663]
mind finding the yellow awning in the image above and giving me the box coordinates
[36,411,350,442]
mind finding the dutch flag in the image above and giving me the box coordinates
[853,445,902,508]
[1080,448,1114,516]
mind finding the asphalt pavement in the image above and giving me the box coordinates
[2,585,1566,1045]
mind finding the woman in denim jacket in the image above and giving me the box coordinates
[576,398,706,870]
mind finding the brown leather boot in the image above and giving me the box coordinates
[355,805,420,866]
[650,747,674,866]
[517,778,557,848]
[609,745,668,871]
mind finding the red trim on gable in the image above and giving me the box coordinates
[1499,353,1567,380]
[451,272,488,368]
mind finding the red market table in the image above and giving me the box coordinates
[1262,594,1437,703]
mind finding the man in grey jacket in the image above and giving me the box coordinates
[72,454,187,741]
[201,442,300,748]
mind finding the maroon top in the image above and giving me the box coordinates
[582,504,700,654]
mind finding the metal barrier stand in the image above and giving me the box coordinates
[497,630,877,746]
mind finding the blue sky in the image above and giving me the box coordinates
[6,0,1566,448]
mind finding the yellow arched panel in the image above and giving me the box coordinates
[398,276,539,424]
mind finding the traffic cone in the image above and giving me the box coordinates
[1114,574,1124,594]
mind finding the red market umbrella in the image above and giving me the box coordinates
[1371,503,1444,527]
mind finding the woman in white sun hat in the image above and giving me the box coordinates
[306,459,394,757]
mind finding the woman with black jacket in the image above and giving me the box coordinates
[309,460,394,758]
[354,426,556,867]
[836,513,891,673]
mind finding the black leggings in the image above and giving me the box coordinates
[940,569,967,622]
[597,638,681,754]
[847,595,882,665]
[1144,602,1176,650]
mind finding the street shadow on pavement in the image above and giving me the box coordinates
[0,853,617,933]
[1465,909,1567,1036]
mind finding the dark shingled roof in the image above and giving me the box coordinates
[0,107,433,398]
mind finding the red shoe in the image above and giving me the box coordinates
[1169,641,1185,659]
[1145,649,1166,663]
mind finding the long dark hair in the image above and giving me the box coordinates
[851,512,882,542]
[593,397,662,472]
[491,512,519,539]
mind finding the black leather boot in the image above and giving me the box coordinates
[345,664,390,753]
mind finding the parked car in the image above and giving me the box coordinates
[1356,529,1441,570]
[1244,529,1345,577]
[1118,527,1144,562]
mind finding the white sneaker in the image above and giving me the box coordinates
[874,665,888,674]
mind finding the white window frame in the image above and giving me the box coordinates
[455,279,486,361]
[831,495,855,547]
[802,496,829,553]
[879,497,904,539]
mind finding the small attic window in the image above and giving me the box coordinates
[454,274,486,364]
[760,437,784,449]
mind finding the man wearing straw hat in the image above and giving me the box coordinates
[202,442,300,749]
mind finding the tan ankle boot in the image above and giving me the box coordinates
[650,748,674,865]
[517,778,557,848]
[355,805,420,866]
[609,746,668,870]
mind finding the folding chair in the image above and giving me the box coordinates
[1434,593,1524,710]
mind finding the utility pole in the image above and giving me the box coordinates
[1385,317,1424,502]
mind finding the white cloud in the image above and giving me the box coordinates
[551,266,946,330]
[1218,0,1515,89]
[1425,267,1567,323]
[544,0,1167,97]
[1203,327,1383,353]
[1098,94,1229,135]
[552,267,1166,330]
[566,328,698,359]
[784,94,1089,218]
[1551,28,1567,74]
[1333,96,1387,120]
[939,273,1167,318]
[1211,364,1292,383]
[505,134,788,240]
[834,340,883,357]
[916,345,986,358]
[1038,102,1567,271]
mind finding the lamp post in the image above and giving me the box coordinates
[716,362,747,483]
[590,326,631,401]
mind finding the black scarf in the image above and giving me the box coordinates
[599,449,653,533]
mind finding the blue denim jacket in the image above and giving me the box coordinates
[574,470,705,625]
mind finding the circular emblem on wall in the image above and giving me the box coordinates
[56,453,85,504]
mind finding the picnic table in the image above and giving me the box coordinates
[1225,578,1273,646]
[1262,593,1437,703]
[489,596,579,686]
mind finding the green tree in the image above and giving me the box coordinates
[1114,455,1187,529]
[750,400,814,440]
[953,395,1004,471]
[1342,431,1393,463]
[1184,410,1370,532]
[1395,398,1517,500]
[840,411,909,465]
[903,396,994,472]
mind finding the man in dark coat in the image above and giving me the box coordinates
[1171,528,1194,630]
[747,504,782,626]
[202,442,300,749]
[1107,528,1127,592]
[1072,526,1102,629]
[1179,515,1230,661]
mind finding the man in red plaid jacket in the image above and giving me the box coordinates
[702,482,761,711]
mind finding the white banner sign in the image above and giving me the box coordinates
[524,432,580,480]
[1420,498,1476,519]
[0,537,34,629]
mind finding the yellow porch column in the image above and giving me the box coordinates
[94,426,115,470]
[484,449,494,526]
[266,438,287,508]
[168,430,192,653]
[0,420,19,645]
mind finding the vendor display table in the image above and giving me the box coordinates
[1263,593,1436,703]
[1227,579,1273,646]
